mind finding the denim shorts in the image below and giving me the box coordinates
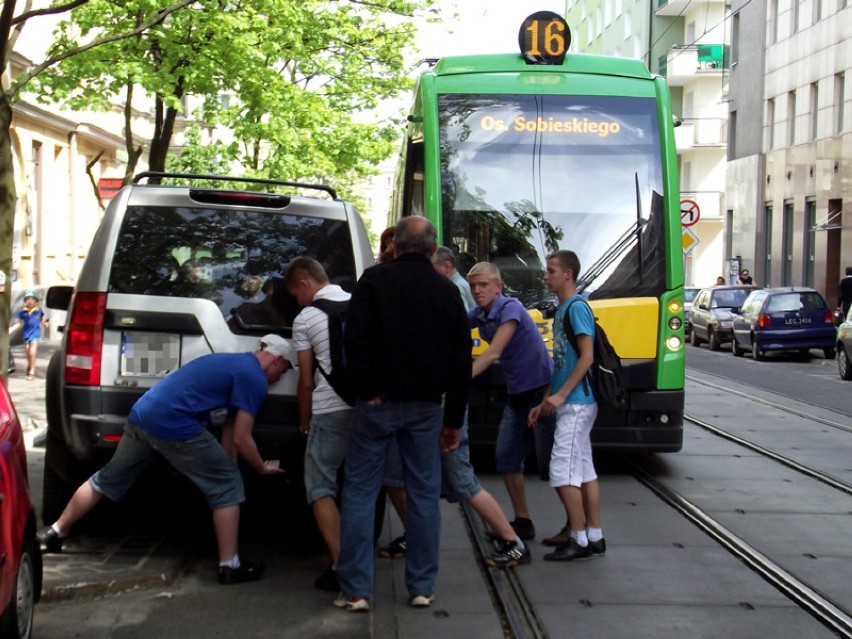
[440,419,481,503]
[89,422,244,510]
[495,384,554,475]
[304,408,355,503]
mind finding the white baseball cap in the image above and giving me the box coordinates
[258,334,294,365]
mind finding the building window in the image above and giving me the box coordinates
[804,197,816,287]
[767,98,776,150]
[763,203,773,287]
[813,0,822,22]
[810,82,819,140]
[731,12,740,66]
[836,72,846,134]
[787,91,796,146]
[729,110,737,157]
[782,200,794,286]
[768,0,778,44]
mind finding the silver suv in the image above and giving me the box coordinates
[43,172,374,522]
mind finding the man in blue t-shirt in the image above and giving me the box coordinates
[529,250,606,562]
[37,335,293,585]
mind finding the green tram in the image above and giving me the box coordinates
[389,12,685,453]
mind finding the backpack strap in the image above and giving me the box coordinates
[561,297,592,396]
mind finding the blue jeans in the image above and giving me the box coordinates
[495,385,555,479]
[338,399,443,598]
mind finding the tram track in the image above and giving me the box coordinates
[625,456,852,639]
[460,502,548,639]
[632,374,852,637]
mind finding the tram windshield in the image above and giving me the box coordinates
[438,93,667,307]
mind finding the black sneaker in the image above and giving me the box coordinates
[314,564,339,592]
[377,534,406,558]
[588,538,607,556]
[36,526,65,553]
[485,540,531,568]
[544,538,592,562]
[218,559,265,585]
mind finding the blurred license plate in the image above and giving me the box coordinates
[121,332,181,377]
[784,318,811,325]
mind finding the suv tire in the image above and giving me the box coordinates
[690,330,701,347]
[731,337,743,357]
[839,345,852,380]
[708,329,720,351]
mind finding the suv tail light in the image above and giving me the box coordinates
[757,313,772,328]
[65,292,107,385]
[823,310,834,324]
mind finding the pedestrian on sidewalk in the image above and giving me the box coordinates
[9,289,48,380]
[529,250,606,561]
[335,216,471,612]
[37,337,293,585]
[285,256,354,593]
[467,262,555,542]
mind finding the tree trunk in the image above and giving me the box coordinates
[0,95,17,380]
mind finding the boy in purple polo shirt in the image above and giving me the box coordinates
[468,262,554,540]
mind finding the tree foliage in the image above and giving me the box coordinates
[31,0,436,191]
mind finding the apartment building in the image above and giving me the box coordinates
[726,0,851,305]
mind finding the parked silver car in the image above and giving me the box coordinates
[835,307,852,380]
[689,285,758,351]
[42,173,374,522]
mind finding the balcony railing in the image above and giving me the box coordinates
[674,118,728,151]
[659,44,728,85]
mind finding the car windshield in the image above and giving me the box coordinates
[108,205,357,332]
[711,289,751,308]
[766,292,827,313]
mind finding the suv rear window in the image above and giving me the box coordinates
[108,205,357,332]
[766,292,827,313]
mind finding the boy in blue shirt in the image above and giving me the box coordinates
[529,250,606,561]
[10,289,47,380]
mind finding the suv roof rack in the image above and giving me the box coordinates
[133,172,338,200]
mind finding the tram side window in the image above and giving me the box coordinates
[403,141,425,217]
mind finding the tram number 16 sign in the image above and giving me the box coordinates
[680,199,700,227]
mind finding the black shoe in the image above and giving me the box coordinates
[510,518,535,541]
[218,559,265,585]
[37,526,64,553]
[588,538,606,556]
[544,538,592,562]
[314,564,339,592]
[377,534,406,558]
[542,524,571,547]
[485,539,531,568]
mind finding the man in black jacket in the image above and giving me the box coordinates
[335,216,471,612]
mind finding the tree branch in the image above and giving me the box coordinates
[11,0,89,25]
[9,0,198,97]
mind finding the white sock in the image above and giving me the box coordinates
[571,530,588,546]
[587,527,603,542]
[219,554,240,568]
[51,523,68,538]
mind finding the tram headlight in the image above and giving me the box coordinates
[668,300,682,313]
[669,317,682,330]
[666,336,682,350]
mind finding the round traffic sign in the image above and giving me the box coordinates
[680,199,700,227]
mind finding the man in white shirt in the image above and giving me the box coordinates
[285,256,354,593]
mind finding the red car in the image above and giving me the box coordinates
[0,378,42,639]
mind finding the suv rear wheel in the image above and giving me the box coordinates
[839,345,852,380]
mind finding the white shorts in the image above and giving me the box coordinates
[549,403,598,488]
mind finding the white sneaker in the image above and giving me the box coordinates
[409,594,434,608]
[334,592,370,612]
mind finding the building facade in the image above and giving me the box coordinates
[726,0,851,305]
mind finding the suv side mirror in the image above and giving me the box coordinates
[46,285,74,311]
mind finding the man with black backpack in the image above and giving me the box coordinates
[285,256,355,593]
[529,249,607,562]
